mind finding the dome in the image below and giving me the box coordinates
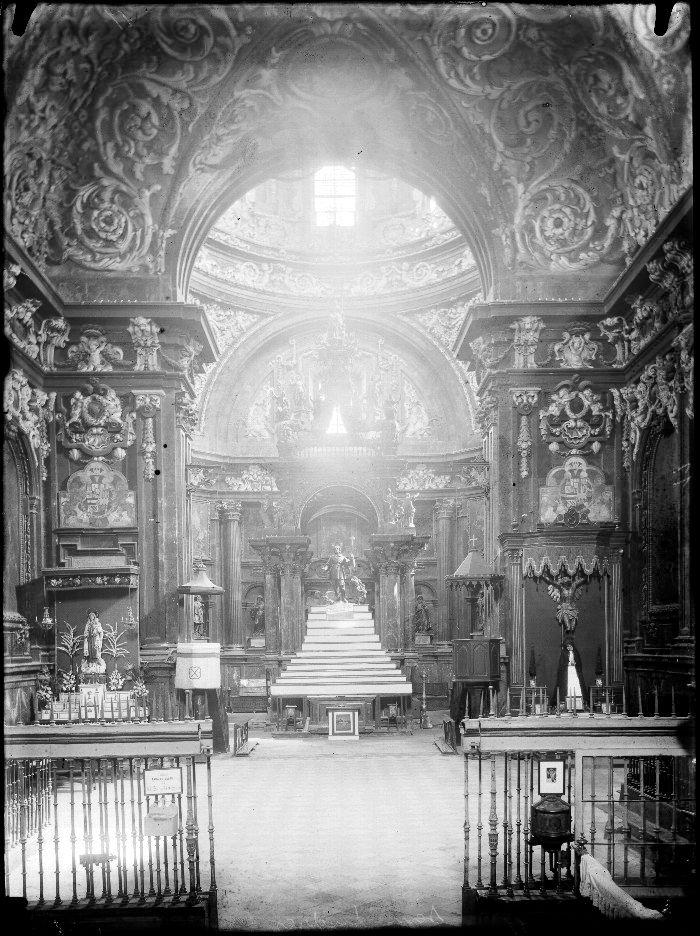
[190,166,478,303]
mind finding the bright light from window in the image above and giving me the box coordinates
[314,165,356,227]
[326,405,348,434]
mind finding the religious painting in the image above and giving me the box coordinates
[58,460,136,528]
[539,456,613,526]
[538,760,566,796]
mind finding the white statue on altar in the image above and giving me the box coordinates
[551,639,586,711]
[81,610,106,675]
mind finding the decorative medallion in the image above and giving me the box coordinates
[539,456,613,525]
[56,381,136,462]
[59,460,136,528]
[539,377,612,454]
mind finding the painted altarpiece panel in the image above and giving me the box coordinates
[58,460,136,528]
[539,456,613,526]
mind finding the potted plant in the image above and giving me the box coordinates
[103,619,129,694]
[35,665,56,716]
[57,623,82,695]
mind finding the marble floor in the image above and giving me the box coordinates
[214,725,464,930]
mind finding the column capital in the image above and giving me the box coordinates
[216,500,243,522]
[434,498,457,520]
[366,534,428,574]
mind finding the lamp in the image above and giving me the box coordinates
[175,560,224,700]
[177,559,224,597]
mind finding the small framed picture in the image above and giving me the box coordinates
[538,759,566,796]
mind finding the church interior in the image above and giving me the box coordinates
[3,3,694,932]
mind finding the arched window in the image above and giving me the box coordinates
[314,165,356,227]
[326,405,348,435]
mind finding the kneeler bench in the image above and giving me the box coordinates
[232,720,259,756]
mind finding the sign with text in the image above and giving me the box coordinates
[144,767,182,796]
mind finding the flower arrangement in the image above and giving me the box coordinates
[36,666,55,708]
[132,678,148,699]
[58,669,77,692]
[108,668,126,690]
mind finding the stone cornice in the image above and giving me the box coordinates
[190,266,481,317]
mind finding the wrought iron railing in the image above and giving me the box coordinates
[581,754,695,887]
[5,759,53,850]
[461,747,695,907]
[4,753,217,923]
[462,749,576,900]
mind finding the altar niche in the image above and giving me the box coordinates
[301,485,377,608]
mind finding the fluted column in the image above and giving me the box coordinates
[435,499,456,643]
[455,501,471,639]
[400,560,416,652]
[277,540,312,653]
[249,541,281,653]
[250,536,311,654]
[379,559,401,651]
[505,548,524,684]
[368,534,428,652]
[217,502,243,647]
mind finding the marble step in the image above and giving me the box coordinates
[306,621,374,637]
[283,669,403,678]
[294,652,394,660]
[285,661,397,669]
[303,637,380,646]
[307,605,369,613]
[271,683,412,697]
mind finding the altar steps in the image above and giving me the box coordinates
[270,604,412,700]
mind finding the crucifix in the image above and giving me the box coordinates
[468,534,478,551]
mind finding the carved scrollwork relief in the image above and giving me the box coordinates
[56,381,136,462]
[128,316,161,371]
[5,6,252,272]
[473,391,499,438]
[539,377,612,454]
[66,325,124,371]
[599,238,692,368]
[224,464,278,492]
[396,465,450,492]
[511,316,544,368]
[612,332,694,470]
[4,369,55,481]
[552,329,598,368]
[470,332,510,376]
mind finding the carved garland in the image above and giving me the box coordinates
[134,394,161,481]
[512,389,539,479]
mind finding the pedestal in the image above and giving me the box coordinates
[327,707,360,741]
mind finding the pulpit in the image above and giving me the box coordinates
[453,637,501,683]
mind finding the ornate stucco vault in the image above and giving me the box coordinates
[4,4,690,304]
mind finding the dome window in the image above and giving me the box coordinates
[314,165,356,227]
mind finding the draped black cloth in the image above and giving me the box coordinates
[550,640,588,709]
